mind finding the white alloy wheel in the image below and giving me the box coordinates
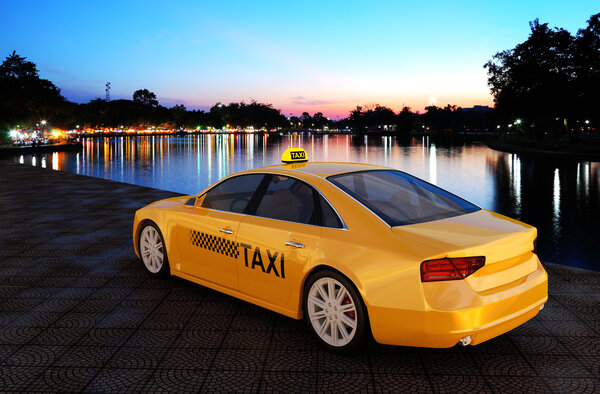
[140,225,164,274]
[307,277,358,347]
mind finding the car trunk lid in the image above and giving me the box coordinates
[392,209,538,292]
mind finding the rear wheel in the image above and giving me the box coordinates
[139,222,170,277]
[304,270,367,352]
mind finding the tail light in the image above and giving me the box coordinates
[421,257,485,282]
[533,237,538,254]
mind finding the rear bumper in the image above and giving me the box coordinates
[368,261,548,348]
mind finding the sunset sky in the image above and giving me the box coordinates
[1,1,598,118]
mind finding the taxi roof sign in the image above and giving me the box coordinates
[281,148,308,163]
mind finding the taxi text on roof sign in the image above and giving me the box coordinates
[281,148,308,163]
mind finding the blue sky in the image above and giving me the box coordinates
[1,0,598,118]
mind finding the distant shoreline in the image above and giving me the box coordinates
[68,130,494,138]
[0,142,82,157]
[486,141,600,162]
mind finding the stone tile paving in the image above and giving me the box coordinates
[0,159,599,392]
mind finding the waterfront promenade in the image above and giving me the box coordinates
[0,160,599,392]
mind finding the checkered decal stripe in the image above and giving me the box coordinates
[190,230,239,259]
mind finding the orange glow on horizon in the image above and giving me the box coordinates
[275,96,495,118]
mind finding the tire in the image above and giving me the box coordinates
[138,222,170,277]
[303,270,368,352]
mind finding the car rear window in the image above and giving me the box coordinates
[327,170,479,226]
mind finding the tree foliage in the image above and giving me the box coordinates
[397,106,416,133]
[133,89,159,107]
[0,51,38,78]
[292,112,331,129]
[574,13,600,123]
[207,101,289,129]
[349,104,397,131]
[0,51,66,131]
[484,13,600,137]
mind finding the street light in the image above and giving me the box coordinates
[515,119,522,125]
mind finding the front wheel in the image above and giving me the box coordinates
[138,222,170,277]
[304,270,368,352]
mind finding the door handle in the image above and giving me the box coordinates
[285,241,304,249]
[219,228,233,234]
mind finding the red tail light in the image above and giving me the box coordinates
[420,257,485,282]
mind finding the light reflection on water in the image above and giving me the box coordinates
[553,168,561,233]
[11,134,600,271]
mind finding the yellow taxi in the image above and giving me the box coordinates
[133,148,548,351]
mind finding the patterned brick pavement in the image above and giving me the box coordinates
[0,160,599,392]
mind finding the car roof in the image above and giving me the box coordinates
[248,162,390,178]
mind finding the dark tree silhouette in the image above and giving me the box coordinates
[0,51,66,133]
[397,106,416,134]
[574,13,600,127]
[484,14,600,140]
[206,101,288,129]
[349,104,396,131]
[170,104,187,129]
[133,89,159,107]
[0,51,38,78]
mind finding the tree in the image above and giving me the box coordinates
[372,105,396,126]
[349,106,366,130]
[574,13,600,126]
[484,19,577,139]
[170,104,187,129]
[300,112,312,128]
[289,116,301,128]
[0,51,66,131]
[312,112,327,129]
[205,101,287,129]
[397,106,415,134]
[133,89,159,107]
[0,51,38,78]
[349,104,396,131]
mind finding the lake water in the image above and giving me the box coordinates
[10,133,600,271]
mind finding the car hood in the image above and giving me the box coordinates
[391,209,536,264]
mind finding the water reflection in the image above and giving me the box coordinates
[508,154,521,216]
[10,134,599,270]
[553,168,560,233]
[429,143,437,185]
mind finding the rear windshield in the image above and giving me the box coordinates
[327,170,479,226]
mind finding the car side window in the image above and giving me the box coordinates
[201,174,264,214]
[184,197,196,207]
[318,194,343,228]
[255,175,317,225]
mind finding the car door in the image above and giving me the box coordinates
[236,174,341,311]
[174,174,265,289]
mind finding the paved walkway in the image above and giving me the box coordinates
[0,160,599,392]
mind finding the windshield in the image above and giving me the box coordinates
[327,170,480,226]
